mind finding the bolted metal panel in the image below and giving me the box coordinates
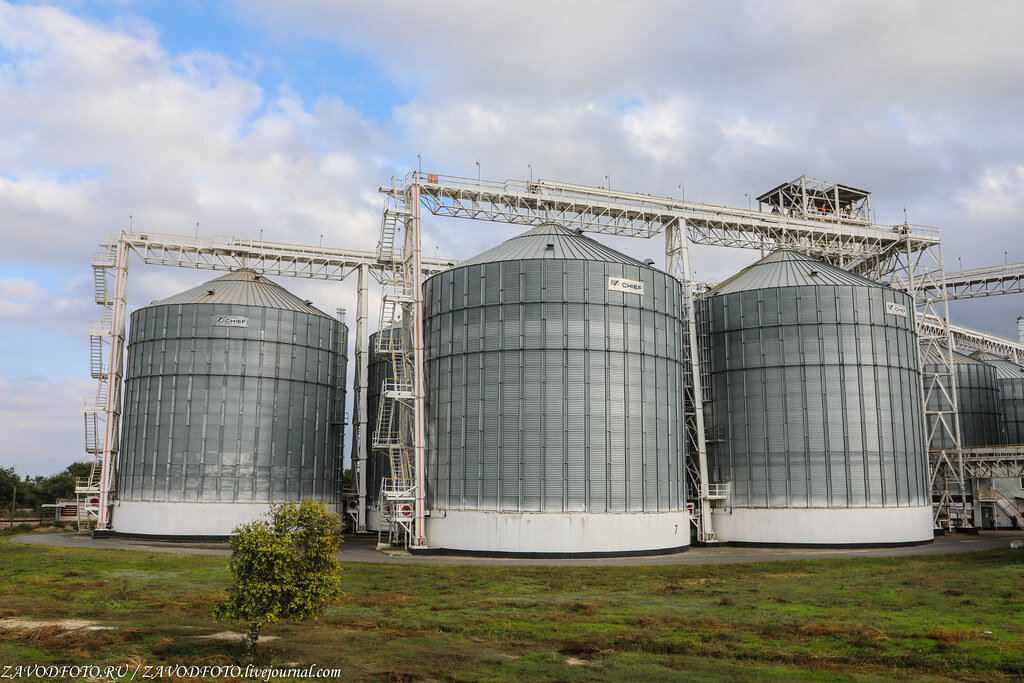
[423,224,688,514]
[1000,378,1024,445]
[117,271,347,506]
[703,251,929,509]
[970,352,1024,445]
[922,349,1003,448]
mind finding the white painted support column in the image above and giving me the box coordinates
[411,176,427,548]
[98,233,129,530]
[354,264,369,531]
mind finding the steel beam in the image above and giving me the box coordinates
[917,314,1024,364]
[911,261,1024,300]
[102,232,455,279]
[381,174,940,264]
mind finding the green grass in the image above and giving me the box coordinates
[0,533,1022,681]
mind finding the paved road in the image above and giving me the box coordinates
[13,530,1023,567]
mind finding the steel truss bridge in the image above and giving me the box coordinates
[81,172,1024,542]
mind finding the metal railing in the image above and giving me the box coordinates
[707,483,731,500]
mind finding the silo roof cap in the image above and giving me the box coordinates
[456,223,650,268]
[709,249,886,295]
[970,350,1024,379]
[149,269,332,317]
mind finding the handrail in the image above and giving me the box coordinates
[396,172,941,241]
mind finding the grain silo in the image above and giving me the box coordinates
[970,351,1024,445]
[422,223,689,555]
[114,269,348,538]
[922,348,1002,448]
[702,250,932,545]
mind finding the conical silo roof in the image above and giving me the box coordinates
[921,347,985,366]
[151,269,331,317]
[710,249,884,295]
[970,350,1024,380]
[456,223,649,268]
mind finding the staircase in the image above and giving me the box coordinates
[373,180,419,548]
[78,241,125,532]
[977,489,1024,528]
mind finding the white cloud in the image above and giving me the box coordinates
[0,273,91,334]
[0,375,95,477]
[954,164,1024,225]
[0,278,46,300]
[0,2,387,266]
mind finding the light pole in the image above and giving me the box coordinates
[476,161,480,181]
[528,163,533,183]
[678,184,685,203]
[605,174,610,190]
[745,193,751,211]
[417,154,422,175]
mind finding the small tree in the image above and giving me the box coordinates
[213,499,343,655]
[0,467,18,510]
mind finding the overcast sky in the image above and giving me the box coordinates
[2,1,1023,478]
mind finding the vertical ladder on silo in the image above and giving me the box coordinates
[694,296,726,487]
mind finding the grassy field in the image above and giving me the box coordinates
[1,526,1023,681]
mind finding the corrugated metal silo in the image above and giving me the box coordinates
[970,351,1024,444]
[922,348,1002,448]
[423,223,689,555]
[702,250,932,545]
[115,269,348,538]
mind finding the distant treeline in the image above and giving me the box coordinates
[0,463,93,511]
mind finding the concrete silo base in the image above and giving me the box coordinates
[423,510,690,557]
[112,500,276,539]
[710,505,934,547]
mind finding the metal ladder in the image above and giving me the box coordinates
[78,242,123,532]
[373,180,418,547]
[683,286,724,542]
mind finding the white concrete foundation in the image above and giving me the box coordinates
[424,509,691,555]
[112,501,275,537]
[710,505,934,545]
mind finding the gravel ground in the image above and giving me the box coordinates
[13,529,1023,567]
